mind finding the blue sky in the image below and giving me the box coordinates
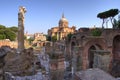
[0,0,120,34]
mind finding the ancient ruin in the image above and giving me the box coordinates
[18,6,26,52]
[75,68,116,80]
[0,46,11,80]
[66,28,120,77]
[0,5,119,80]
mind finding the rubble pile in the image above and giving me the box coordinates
[75,68,116,80]
[0,46,12,80]
[4,47,35,76]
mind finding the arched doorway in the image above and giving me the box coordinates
[70,41,76,60]
[71,42,76,49]
[111,35,120,77]
[71,36,76,55]
[67,41,76,71]
[82,38,107,69]
[88,46,95,68]
[113,35,120,60]
[88,44,102,68]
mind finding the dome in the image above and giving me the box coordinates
[59,14,68,23]
[59,13,69,27]
[59,17,68,22]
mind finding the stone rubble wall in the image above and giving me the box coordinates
[0,40,17,48]
[0,46,12,80]
[38,49,50,72]
[93,50,111,72]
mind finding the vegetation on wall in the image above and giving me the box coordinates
[27,37,34,45]
[46,35,57,42]
[67,33,73,42]
[46,35,51,41]
[51,35,57,42]
[91,28,102,36]
[0,24,18,41]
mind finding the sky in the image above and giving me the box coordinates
[0,0,120,34]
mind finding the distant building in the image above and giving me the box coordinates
[33,33,46,47]
[48,14,76,40]
[25,32,46,47]
[34,33,46,42]
[24,32,34,39]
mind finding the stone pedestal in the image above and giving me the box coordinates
[50,58,65,80]
[92,50,111,72]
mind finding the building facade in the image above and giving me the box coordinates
[48,14,76,40]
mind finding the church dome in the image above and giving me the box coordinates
[59,14,69,27]
[59,17,68,23]
[59,14,68,23]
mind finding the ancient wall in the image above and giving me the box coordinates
[67,29,120,77]
[0,40,17,48]
[93,50,111,72]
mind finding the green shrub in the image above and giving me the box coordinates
[91,28,102,36]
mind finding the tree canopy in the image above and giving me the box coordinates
[51,35,57,42]
[0,24,18,41]
[0,25,6,29]
[9,26,18,33]
[91,28,102,36]
[97,9,119,29]
[113,15,120,29]
[46,35,51,41]
[67,33,73,42]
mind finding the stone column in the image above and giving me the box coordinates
[57,32,59,41]
[58,32,61,41]
[18,6,26,52]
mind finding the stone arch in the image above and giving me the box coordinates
[43,42,45,46]
[111,35,120,77]
[88,44,102,68]
[70,35,77,55]
[71,41,76,46]
[110,33,120,47]
[71,41,76,54]
[71,35,77,40]
[82,38,107,69]
[81,35,86,39]
[67,41,76,71]
[112,35,120,60]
